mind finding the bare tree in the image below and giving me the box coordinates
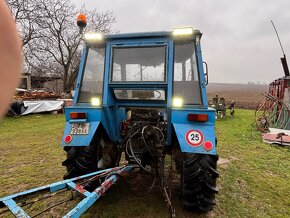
[6,0,115,92]
[6,0,42,75]
[37,0,115,91]
[6,0,40,47]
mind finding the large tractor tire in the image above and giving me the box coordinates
[181,153,219,212]
[62,135,119,180]
[62,144,100,179]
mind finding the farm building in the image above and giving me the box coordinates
[19,73,63,92]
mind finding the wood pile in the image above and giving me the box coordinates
[13,90,61,100]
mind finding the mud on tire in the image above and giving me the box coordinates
[182,153,219,212]
[62,143,100,179]
[62,135,118,180]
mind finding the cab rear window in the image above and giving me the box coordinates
[111,46,166,82]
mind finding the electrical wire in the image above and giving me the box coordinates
[124,124,151,173]
[123,121,167,196]
[129,136,151,173]
[153,126,165,141]
[141,126,154,155]
[125,128,141,158]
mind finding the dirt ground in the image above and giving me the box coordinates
[207,83,268,109]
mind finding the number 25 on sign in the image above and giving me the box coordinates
[185,129,204,147]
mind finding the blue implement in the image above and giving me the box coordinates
[0,165,137,218]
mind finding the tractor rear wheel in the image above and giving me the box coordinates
[181,153,219,212]
[62,144,100,179]
[62,136,119,180]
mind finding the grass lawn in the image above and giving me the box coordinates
[0,110,289,217]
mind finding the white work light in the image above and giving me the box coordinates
[172,27,194,36]
[84,32,103,42]
[172,97,183,107]
[91,97,101,106]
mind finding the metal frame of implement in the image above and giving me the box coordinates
[0,165,136,218]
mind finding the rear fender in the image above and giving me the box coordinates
[62,121,101,147]
[171,108,216,155]
[61,106,126,147]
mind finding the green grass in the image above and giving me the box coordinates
[216,112,290,217]
[0,110,289,217]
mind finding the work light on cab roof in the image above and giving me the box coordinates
[83,32,104,43]
[172,27,194,36]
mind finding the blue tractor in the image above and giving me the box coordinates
[61,26,219,212]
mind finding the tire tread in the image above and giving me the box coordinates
[181,153,219,212]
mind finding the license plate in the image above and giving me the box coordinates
[71,123,89,135]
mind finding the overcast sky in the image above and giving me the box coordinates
[73,0,290,84]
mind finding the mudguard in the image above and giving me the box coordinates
[171,108,216,155]
[172,123,216,155]
[61,106,127,147]
[61,121,100,147]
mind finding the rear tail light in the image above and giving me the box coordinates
[203,141,213,151]
[64,135,72,143]
[70,112,87,119]
[187,114,208,122]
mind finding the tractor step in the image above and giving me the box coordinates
[0,165,137,218]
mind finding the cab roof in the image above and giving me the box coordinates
[105,30,202,40]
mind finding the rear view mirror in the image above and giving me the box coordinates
[203,61,208,85]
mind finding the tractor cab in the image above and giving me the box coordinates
[77,29,205,109]
[63,28,216,151]
[61,27,218,212]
